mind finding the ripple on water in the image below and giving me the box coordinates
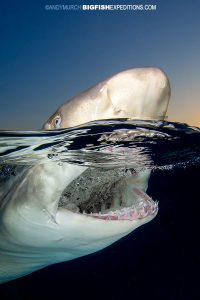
[0,119,199,174]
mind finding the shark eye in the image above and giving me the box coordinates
[54,116,61,129]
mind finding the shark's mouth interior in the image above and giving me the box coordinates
[59,168,158,221]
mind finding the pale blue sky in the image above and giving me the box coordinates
[0,0,200,129]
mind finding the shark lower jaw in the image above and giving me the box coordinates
[83,188,158,221]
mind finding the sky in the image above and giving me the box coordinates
[0,0,200,130]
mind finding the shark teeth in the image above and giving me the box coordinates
[83,198,158,221]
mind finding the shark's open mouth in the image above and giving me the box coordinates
[59,168,158,221]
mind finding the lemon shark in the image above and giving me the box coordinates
[0,67,170,284]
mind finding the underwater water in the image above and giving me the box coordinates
[0,119,200,300]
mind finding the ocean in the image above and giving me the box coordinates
[0,119,200,300]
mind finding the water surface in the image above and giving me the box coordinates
[0,119,200,173]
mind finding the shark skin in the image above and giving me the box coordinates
[43,67,170,129]
[0,67,170,284]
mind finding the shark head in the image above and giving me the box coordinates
[43,67,170,129]
[0,67,170,284]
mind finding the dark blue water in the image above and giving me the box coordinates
[0,119,200,300]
